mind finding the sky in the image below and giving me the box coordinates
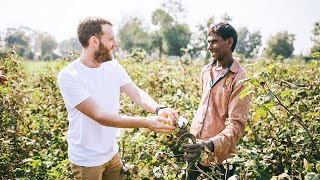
[0,0,319,55]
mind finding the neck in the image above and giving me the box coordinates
[216,55,233,68]
[80,50,101,68]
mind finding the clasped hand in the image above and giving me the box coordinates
[147,107,179,134]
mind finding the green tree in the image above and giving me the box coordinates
[59,37,82,57]
[188,16,215,61]
[118,17,151,53]
[150,31,165,59]
[311,44,320,55]
[150,0,191,58]
[235,27,262,58]
[5,29,28,47]
[35,32,58,60]
[151,9,174,27]
[160,0,185,22]
[163,23,191,57]
[310,21,320,54]
[151,9,174,59]
[265,31,295,59]
[4,28,33,58]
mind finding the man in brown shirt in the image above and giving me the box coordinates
[183,22,251,179]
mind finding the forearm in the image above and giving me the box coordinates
[209,120,245,154]
[132,89,158,113]
[75,97,174,134]
[121,83,159,113]
[94,111,149,128]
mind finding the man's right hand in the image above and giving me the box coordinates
[0,66,8,85]
[146,116,176,134]
[182,139,214,162]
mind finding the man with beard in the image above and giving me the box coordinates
[0,66,8,85]
[57,17,178,180]
[182,22,251,179]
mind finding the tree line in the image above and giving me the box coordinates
[0,0,319,61]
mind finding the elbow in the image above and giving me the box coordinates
[90,111,106,126]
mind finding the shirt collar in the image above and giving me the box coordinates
[207,58,240,73]
[229,58,240,73]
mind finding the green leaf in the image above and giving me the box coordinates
[250,77,260,86]
[239,86,250,100]
[253,106,269,121]
[298,104,308,112]
[280,90,292,97]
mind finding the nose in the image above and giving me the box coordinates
[113,39,118,48]
[207,43,213,51]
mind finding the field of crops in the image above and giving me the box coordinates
[0,53,319,179]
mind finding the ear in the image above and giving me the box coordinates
[226,37,234,49]
[88,36,100,48]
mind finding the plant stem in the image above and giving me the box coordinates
[265,83,320,155]
[266,108,278,123]
[194,164,214,180]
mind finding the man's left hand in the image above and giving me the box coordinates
[158,108,179,122]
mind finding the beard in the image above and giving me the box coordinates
[94,43,113,63]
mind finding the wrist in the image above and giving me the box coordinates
[205,141,214,152]
[155,105,167,115]
[143,117,151,128]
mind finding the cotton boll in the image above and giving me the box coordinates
[177,116,188,129]
[123,163,134,172]
[153,166,162,178]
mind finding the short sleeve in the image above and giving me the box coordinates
[57,71,90,109]
[115,60,132,87]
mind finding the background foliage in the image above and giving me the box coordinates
[0,50,319,179]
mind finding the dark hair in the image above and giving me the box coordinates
[77,17,113,48]
[208,22,237,52]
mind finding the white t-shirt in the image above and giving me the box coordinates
[57,58,132,166]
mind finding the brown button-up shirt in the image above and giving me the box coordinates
[190,59,251,165]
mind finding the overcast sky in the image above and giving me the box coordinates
[0,0,319,55]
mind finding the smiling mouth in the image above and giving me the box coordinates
[211,51,217,56]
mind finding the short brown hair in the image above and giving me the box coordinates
[77,17,113,48]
